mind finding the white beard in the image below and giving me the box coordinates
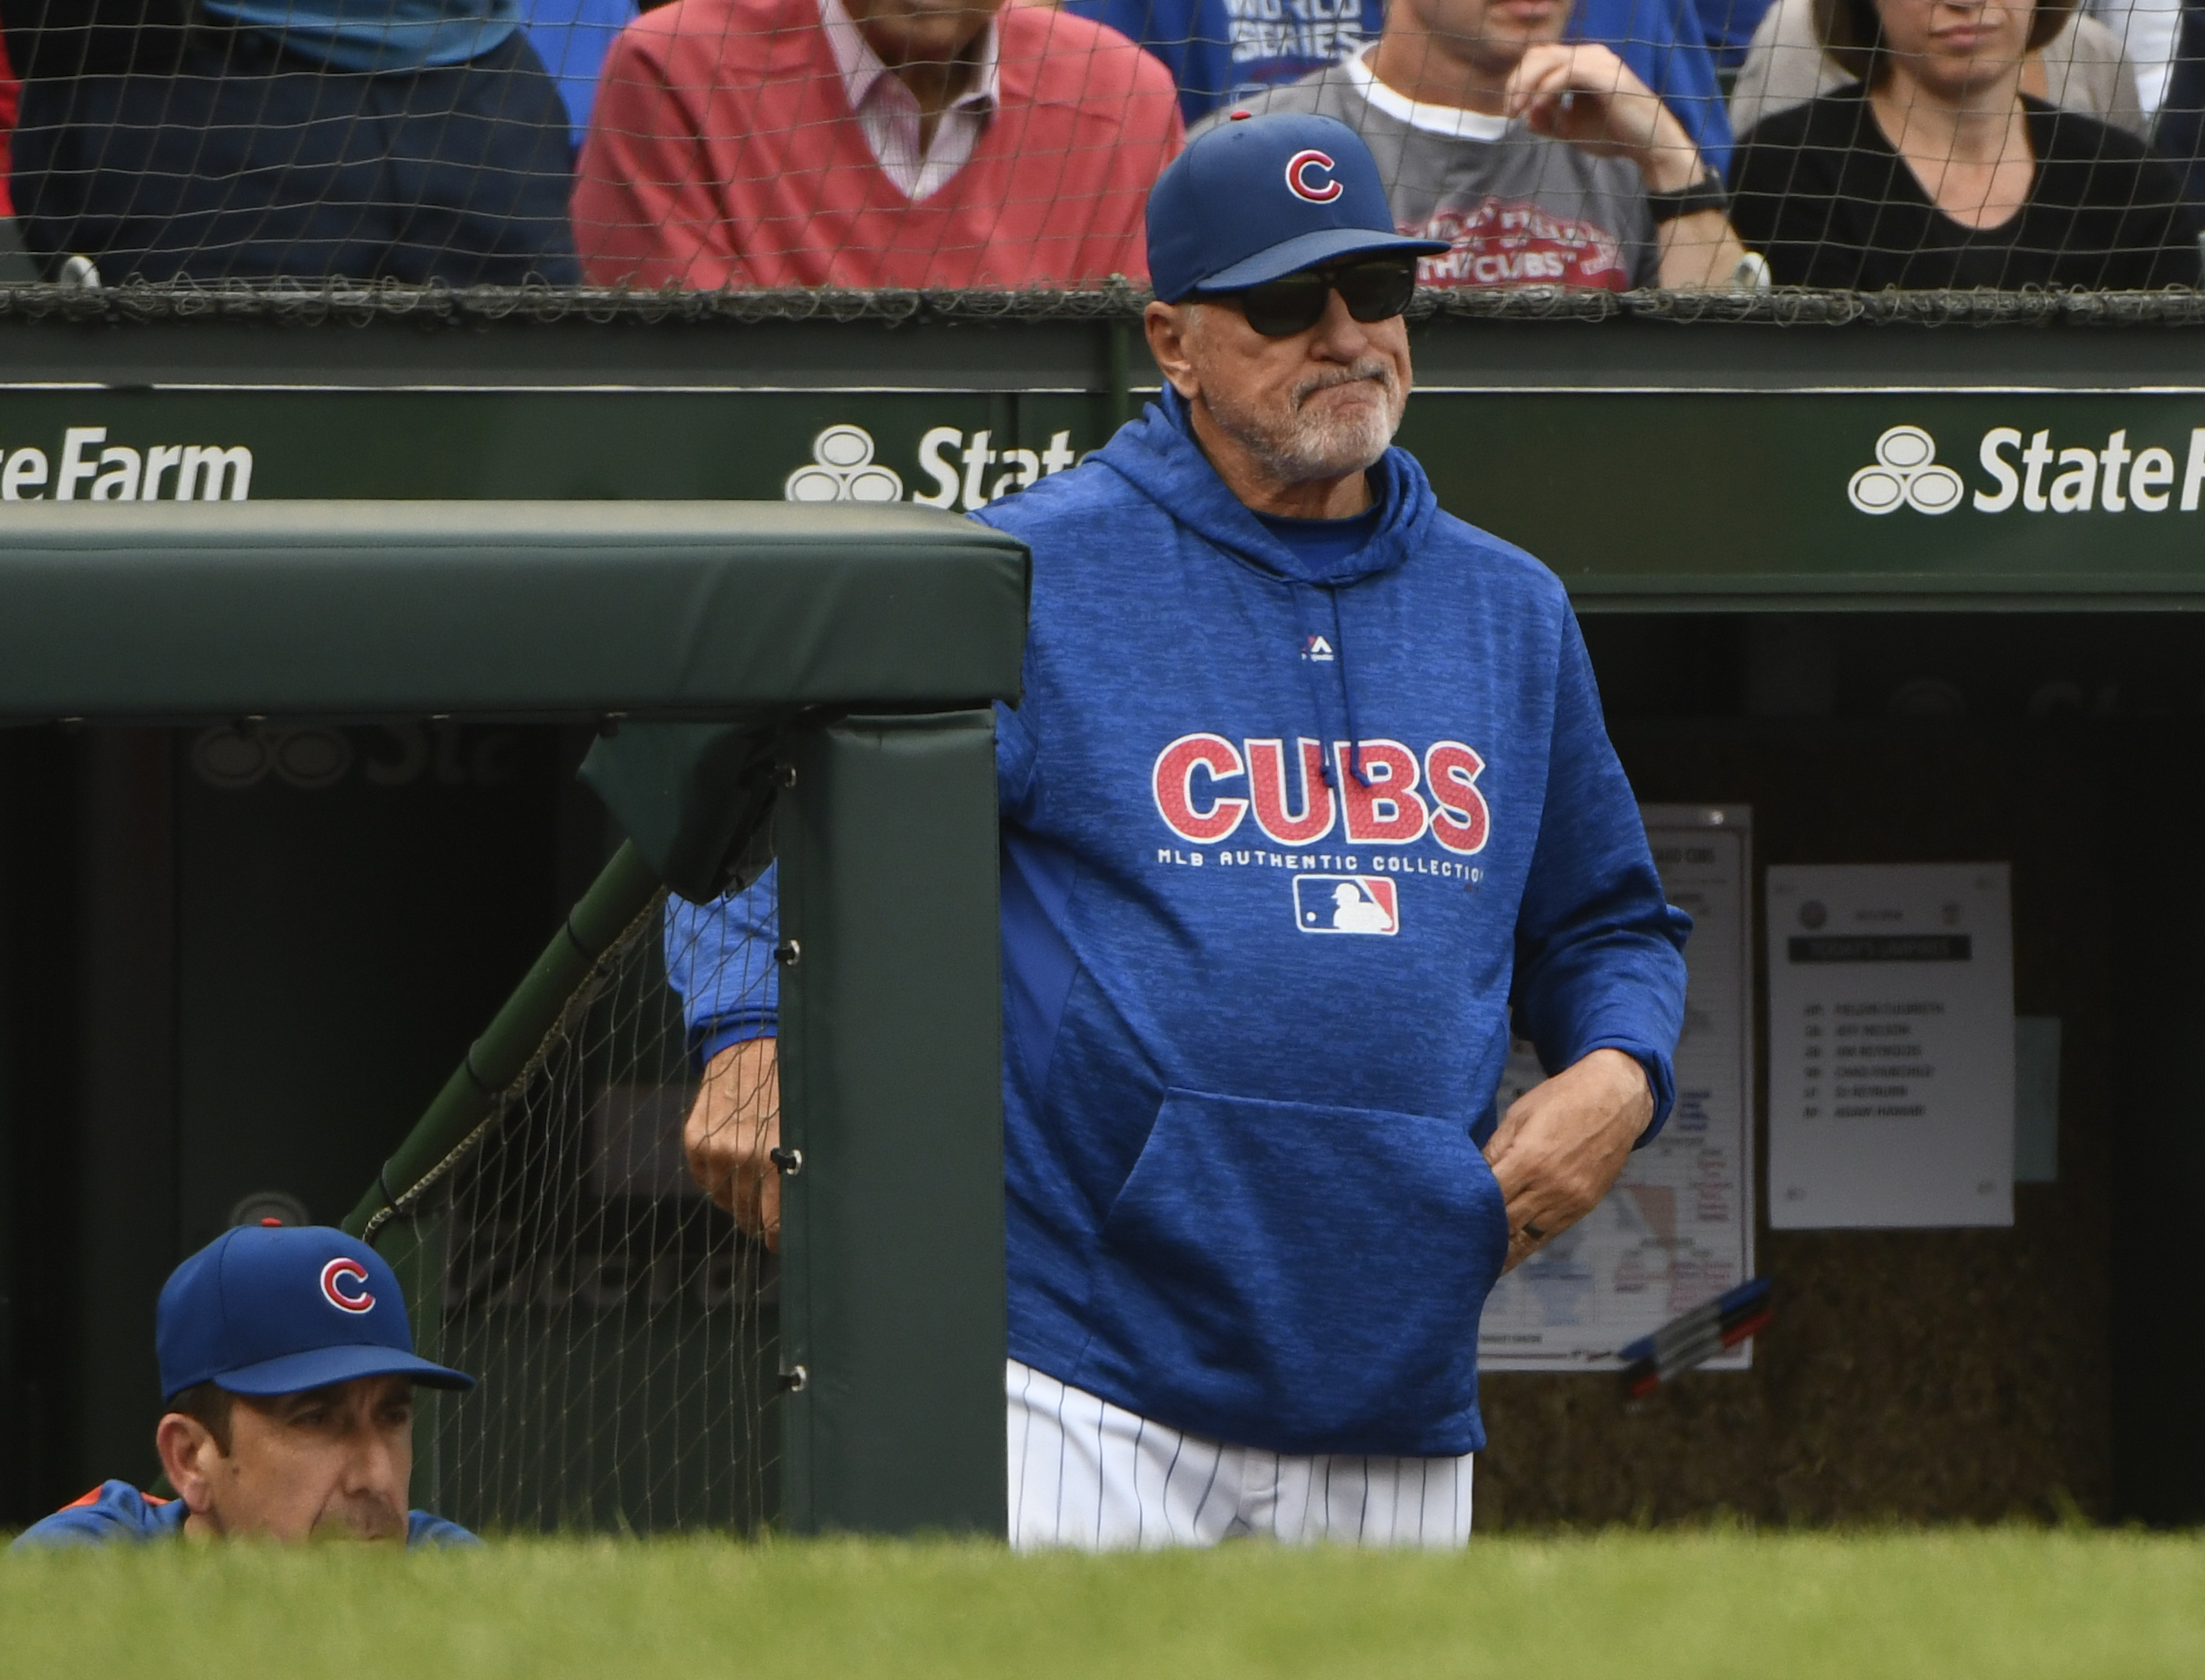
[1198,358,1405,486]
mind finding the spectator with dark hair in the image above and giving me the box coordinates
[1058,0,1738,169]
[1731,0,2147,137]
[571,0,1183,289]
[1727,0,2200,286]
[1203,0,1758,290]
[2,0,581,285]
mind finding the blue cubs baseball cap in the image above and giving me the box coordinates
[1146,112,1449,303]
[156,1224,474,1404]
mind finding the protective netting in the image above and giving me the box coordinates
[407,870,781,1536]
[2,0,2204,298]
[8,277,2205,325]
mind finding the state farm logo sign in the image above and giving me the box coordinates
[1848,426,1963,516]
[783,423,1079,511]
[1848,421,2205,516]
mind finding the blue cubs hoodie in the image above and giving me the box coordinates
[667,387,1689,1459]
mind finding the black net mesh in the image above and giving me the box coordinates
[0,0,2198,300]
[395,868,782,1536]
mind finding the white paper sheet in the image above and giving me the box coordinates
[1477,806,1756,1371]
[1767,863,2014,1229]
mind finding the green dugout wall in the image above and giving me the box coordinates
[2,307,2202,1528]
[0,498,1022,1536]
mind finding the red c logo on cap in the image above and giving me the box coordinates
[320,1258,375,1314]
[1285,149,1343,204]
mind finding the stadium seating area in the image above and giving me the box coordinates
[0,0,2197,289]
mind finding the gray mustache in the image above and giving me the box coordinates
[1293,364,1395,408]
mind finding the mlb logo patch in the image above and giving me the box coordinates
[1293,874,1398,935]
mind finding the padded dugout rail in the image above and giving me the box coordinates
[0,501,1029,720]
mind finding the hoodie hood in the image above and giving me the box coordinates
[1090,386,1439,785]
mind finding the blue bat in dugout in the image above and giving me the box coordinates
[1619,1277,1774,1399]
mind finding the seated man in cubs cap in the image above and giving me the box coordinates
[12,1224,477,1547]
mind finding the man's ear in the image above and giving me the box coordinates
[155,1413,221,1516]
[1143,300,1203,400]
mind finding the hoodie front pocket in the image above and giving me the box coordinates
[1078,1086,1511,1456]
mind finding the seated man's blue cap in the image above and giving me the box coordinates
[156,1224,474,1404]
[1146,112,1449,304]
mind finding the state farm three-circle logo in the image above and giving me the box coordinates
[1848,425,1965,516]
[320,1258,376,1315]
[784,425,905,504]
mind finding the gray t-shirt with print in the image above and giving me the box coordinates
[1190,61,1660,291]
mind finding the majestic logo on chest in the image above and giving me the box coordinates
[1151,733,1491,854]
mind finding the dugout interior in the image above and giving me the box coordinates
[1,312,2200,1532]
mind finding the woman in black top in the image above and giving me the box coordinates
[1727,0,2201,289]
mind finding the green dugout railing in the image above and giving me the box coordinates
[0,500,1025,1537]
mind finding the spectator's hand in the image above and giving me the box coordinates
[1483,1047,1652,1274]
[1503,43,1708,194]
[683,1037,782,1249]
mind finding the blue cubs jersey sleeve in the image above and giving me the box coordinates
[10,1481,189,1547]
[1508,611,1687,1134]
[665,870,781,1066]
[405,1510,482,1546]
[9,1481,480,1548]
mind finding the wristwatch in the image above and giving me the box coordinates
[1646,169,1728,225]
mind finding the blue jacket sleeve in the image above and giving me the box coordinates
[661,702,1032,1068]
[406,1510,482,1547]
[8,1481,185,1547]
[1511,611,1692,1142]
[664,867,780,1066]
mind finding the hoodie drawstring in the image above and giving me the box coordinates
[1299,583,1372,790]
[1329,588,1373,790]
[1089,389,1415,796]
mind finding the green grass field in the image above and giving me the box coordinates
[4,1530,2202,1678]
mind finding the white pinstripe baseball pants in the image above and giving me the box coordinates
[1007,1359,1475,1551]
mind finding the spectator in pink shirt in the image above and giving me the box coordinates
[573,0,1184,288]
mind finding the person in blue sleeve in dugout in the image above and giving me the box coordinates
[11,1224,477,1548]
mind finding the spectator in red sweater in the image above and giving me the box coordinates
[572,0,1184,288]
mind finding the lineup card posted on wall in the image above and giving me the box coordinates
[1766,863,2015,1229]
[1478,806,1755,1373]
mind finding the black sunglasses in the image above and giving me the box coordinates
[1212,257,1419,338]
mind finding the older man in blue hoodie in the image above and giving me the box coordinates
[670,111,1689,1551]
